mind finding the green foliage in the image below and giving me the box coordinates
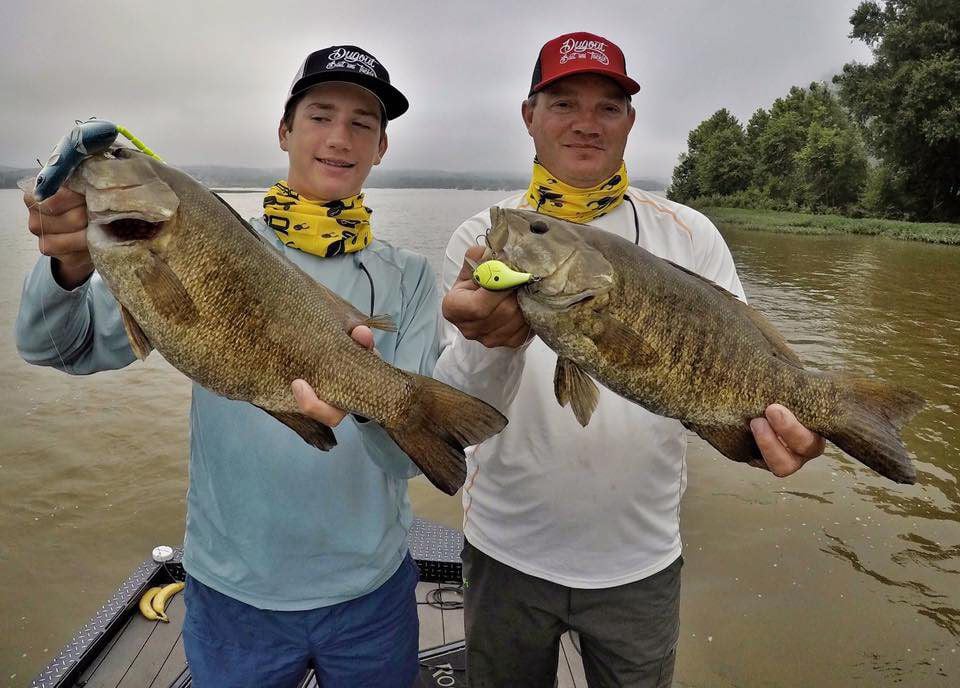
[671,84,868,211]
[835,0,960,221]
[686,188,790,212]
[698,205,960,244]
[753,83,867,207]
[667,152,699,203]
[696,122,752,196]
[795,122,869,209]
[668,108,750,201]
[861,162,911,218]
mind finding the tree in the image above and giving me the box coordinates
[745,108,770,187]
[835,0,960,220]
[749,83,865,206]
[795,122,869,209]
[667,109,750,202]
[667,152,699,202]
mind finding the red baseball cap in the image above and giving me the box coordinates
[529,32,641,97]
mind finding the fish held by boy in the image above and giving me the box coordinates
[22,148,507,495]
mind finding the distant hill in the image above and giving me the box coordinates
[2,163,666,193]
[0,165,36,189]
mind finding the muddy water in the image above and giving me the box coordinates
[1,190,956,685]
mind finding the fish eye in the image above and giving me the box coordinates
[530,221,549,235]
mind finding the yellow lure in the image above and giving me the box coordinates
[116,125,164,162]
[472,260,537,291]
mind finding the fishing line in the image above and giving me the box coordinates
[27,120,163,375]
[30,197,72,373]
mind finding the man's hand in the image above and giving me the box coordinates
[24,187,93,289]
[749,404,826,477]
[291,325,375,426]
[442,245,530,348]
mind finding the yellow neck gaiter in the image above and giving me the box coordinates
[263,181,373,258]
[526,158,630,224]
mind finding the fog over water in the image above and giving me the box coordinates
[2,1,871,182]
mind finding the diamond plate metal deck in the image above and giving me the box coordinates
[408,518,464,583]
[29,548,184,688]
[32,519,464,686]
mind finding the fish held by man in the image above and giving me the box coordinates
[483,207,923,485]
[22,147,507,495]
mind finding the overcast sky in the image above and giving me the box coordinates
[2,0,872,182]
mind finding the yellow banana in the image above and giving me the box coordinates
[138,586,168,622]
[150,581,185,619]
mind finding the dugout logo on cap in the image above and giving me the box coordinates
[529,32,640,97]
[286,45,409,120]
[326,46,379,76]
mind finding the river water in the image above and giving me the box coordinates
[0,189,957,686]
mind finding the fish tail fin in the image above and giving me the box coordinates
[363,313,397,332]
[827,376,924,484]
[386,374,507,495]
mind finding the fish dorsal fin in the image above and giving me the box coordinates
[313,280,397,334]
[119,304,153,360]
[662,258,804,369]
[554,357,600,427]
[211,192,268,245]
[210,192,396,334]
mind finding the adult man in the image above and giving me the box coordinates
[17,46,433,687]
[435,32,826,687]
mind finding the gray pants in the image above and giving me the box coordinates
[462,541,681,688]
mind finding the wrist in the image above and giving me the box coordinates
[52,258,94,290]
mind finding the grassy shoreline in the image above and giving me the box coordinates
[698,206,960,245]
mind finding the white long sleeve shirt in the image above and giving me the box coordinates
[435,188,745,588]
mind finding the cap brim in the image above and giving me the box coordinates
[288,70,409,120]
[533,66,641,96]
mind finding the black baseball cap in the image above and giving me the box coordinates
[285,45,409,120]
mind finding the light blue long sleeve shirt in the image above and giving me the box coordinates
[15,216,438,610]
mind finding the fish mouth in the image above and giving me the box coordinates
[103,218,165,242]
[316,158,355,169]
[522,246,577,295]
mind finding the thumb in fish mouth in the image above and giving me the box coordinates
[17,176,37,198]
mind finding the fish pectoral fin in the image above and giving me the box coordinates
[262,409,338,451]
[135,254,198,324]
[553,357,599,427]
[595,314,659,368]
[119,304,153,360]
[684,422,762,464]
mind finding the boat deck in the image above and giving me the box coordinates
[32,520,586,687]
[60,581,586,687]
